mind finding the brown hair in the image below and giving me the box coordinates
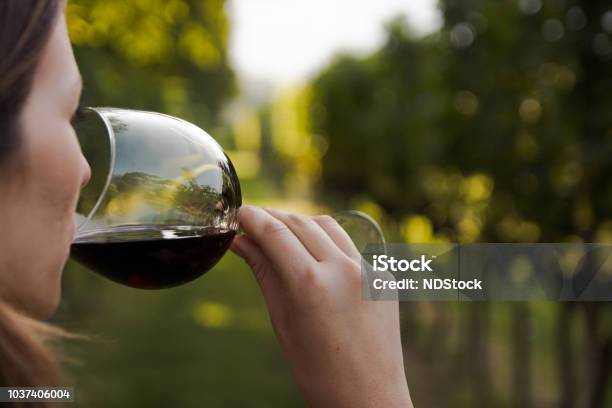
[0,0,79,404]
[0,0,60,161]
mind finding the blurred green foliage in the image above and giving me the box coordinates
[66,0,235,126]
[310,1,612,245]
[308,0,612,406]
[57,0,612,406]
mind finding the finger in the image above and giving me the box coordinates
[263,207,344,262]
[231,235,273,290]
[312,215,361,260]
[231,236,285,312]
[238,205,316,275]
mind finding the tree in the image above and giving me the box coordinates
[67,0,235,128]
[310,0,612,405]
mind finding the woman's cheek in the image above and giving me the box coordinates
[34,123,83,237]
[57,134,84,230]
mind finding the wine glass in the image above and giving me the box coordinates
[71,107,384,289]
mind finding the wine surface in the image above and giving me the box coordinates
[71,225,236,289]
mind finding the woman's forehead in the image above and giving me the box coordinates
[35,12,80,94]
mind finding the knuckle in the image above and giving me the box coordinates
[287,213,308,227]
[261,219,289,236]
[299,264,323,288]
[340,254,361,271]
[338,255,362,282]
[247,256,264,274]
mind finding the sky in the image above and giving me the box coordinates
[226,0,442,86]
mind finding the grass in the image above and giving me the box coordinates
[55,254,305,407]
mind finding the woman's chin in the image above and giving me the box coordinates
[30,269,63,320]
[4,285,60,320]
[44,286,61,319]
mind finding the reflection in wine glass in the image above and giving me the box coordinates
[74,108,241,233]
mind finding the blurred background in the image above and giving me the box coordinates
[54,0,612,406]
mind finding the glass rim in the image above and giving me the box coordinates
[75,107,117,236]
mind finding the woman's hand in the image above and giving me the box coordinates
[230,205,413,408]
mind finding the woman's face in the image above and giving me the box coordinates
[0,11,90,319]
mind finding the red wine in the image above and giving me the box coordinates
[70,225,236,289]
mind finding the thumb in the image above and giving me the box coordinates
[231,235,272,289]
